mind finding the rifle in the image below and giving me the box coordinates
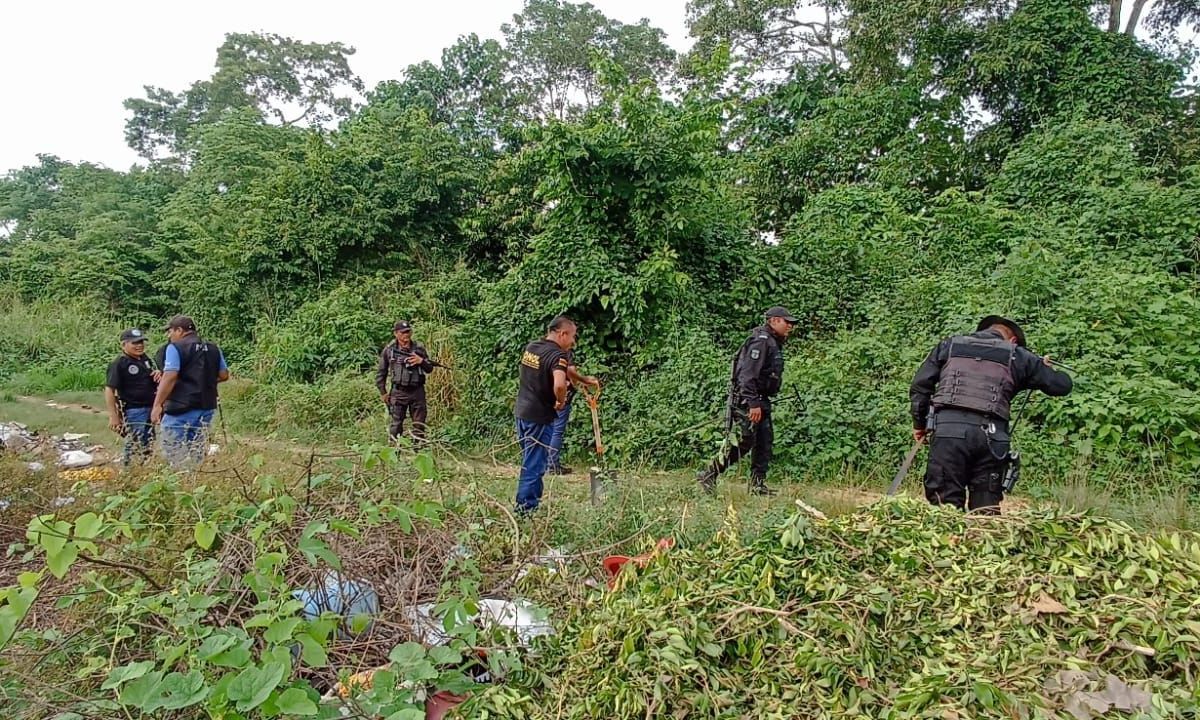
[723,351,739,435]
[393,345,452,371]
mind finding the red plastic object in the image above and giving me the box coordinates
[601,538,675,588]
[426,691,468,720]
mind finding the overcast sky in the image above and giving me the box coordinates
[0,0,691,175]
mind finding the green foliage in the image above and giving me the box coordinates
[1,2,1200,492]
[474,501,1200,718]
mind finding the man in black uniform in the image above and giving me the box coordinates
[910,315,1073,513]
[697,306,798,495]
[375,320,434,444]
[104,328,160,465]
[515,315,577,513]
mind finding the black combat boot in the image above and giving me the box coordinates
[750,474,777,496]
[696,468,717,495]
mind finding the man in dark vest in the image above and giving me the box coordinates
[375,320,434,445]
[910,315,1073,513]
[514,315,577,513]
[151,315,229,467]
[697,306,798,496]
[104,328,160,465]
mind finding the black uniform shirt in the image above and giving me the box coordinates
[735,325,786,409]
[910,329,1074,428]
[515,338,570,425]
[105,354,158,408]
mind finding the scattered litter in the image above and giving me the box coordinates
[293,571,379,639]
[25,461,45,472]
[61,432,90,441]
[207,444,220,456]
[59,466,117,482]
[517,546,571,581]
[0,422,36,451]
[406,597,553,647]
[52,496,76,508]
[0,499,10,512]
[58,450,94,468]
[794,498,828,521]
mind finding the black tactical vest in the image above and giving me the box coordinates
[388,343,426,388]
[930,334,1017,419]
[164,335,221,414]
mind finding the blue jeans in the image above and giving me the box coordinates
[515,418,554,512]
[547,400,572,470]
[121,406,155,465]
[161,408,215,468]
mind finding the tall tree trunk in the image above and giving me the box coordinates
[1108,0,1124,32]
[1124,0,1152,35]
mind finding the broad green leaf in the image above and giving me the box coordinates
[388,642,425,668]
[197,633,237,660]
[194,521,217,550]
[297,535,341,570]
[73,512,102,540]
[275,687,318,716]
[119,670,165,710]
[158,670,208,710]
[297,633,328,667]
[412,453,436,481]
[428,646,462,665]
[264,617,303,645]
[101,660,156,690]
[210,644,252,668]
[46,544,80,579]
[384,708,426,720]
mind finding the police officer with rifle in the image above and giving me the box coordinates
[376,320,443,444]
[696,306,798,496]
[909,315,1073,513]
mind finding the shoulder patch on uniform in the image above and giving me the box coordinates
[750,348,761,360]
[557,357,569,368]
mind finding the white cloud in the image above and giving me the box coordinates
[0,0,690,174]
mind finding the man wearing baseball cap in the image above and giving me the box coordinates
[375,320,435,444]
[696,306,798,495]
[151,315,229,467]
[104,328,160,465]
[909,314,1073,513]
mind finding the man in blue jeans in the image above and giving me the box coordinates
[546,351,600,475]
[151,315,229,468]
[514,316,578,513]
[104,328,160,466]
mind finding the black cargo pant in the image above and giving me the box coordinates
[388,385,428,443]
[924,418,1009,513]
[707,402,773,482]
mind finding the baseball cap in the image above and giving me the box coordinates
[120,328,147,343]
[393,320,412,332]
[163,315,197,332]
[764,306,799,323]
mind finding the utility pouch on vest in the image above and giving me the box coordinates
[390,347,424,387]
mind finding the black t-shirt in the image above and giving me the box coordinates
[105,354,158,408]
[515,338,569,424]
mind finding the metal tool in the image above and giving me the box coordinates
[887,442,922,496]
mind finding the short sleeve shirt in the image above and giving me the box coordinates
[164,344,228,372]
[105,355,158,408]
[515,339,569,424]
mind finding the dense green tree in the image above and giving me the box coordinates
[123,32,363,161]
